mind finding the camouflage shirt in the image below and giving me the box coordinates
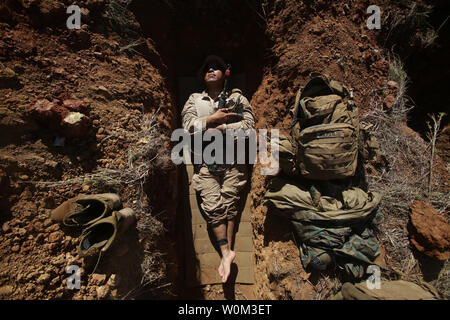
[181,90,255,133]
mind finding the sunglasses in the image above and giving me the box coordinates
[203,62,222,73]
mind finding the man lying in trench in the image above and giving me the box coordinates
[181,55,255,283]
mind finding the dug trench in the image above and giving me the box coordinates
[127,0,450,299]
[0,0,448,300]
[128,0,267,299]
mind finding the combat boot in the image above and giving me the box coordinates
[50,193,121,227]
[78,207,135,258]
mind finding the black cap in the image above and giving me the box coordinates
[197,55,227,81]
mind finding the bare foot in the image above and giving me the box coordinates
[218,261,224,278]
[220,249,236,283]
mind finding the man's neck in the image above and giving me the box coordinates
[206,83,224,101]
[207,89,221,100]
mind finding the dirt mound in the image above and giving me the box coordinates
[0,0,177,299]
[409,200,450,261]
[249,0,391,299]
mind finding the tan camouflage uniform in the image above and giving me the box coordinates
[181,90,255,226]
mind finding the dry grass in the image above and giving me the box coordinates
[119,38,145,55]
[362,56,449,294]
[311,273,342,300]
[426,112,447,196]
[35,107,175,297]
[387,54,408,105]
[35,108,164,201]
[120,251,172,299]
[383,2,438,48]
[434,260,450,299]
[364,55,426,214]
[105,0,137,35]
[35,107,172,216]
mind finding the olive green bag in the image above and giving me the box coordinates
[291,75,360,180]
[278,134,298,177]
[264,177,383,278]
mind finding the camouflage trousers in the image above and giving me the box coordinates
[191,164,248,226]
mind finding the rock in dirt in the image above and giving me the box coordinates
[52,67,66,77]
[17,227,26,236]
[2,222,10,233]
[106,274,119,288]
[26,99,66,128]
[43,218,53,228]
[96,285,110,299]
[59,112,91,138]
[0,285,14,297]
[62,99,90,113]
[387,80,399,89]
[91,273,107,286]
[39,0,66,22]
[408,200,450,261]
[48,231,63,243]
[36,273,51,285]
[50,254,65,266]
[0,67,21,88]
[47,224,60,232]
[45,160,59,169]
[66,29,91,50]
[96,85,111,98]
[383,94,396,110]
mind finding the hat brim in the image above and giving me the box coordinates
[197,55,227,82]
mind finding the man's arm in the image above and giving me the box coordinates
[182,94,239,132]
[222,94,255,130]
[181,94,209,133]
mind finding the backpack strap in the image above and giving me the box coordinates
[291,88,303,128]
[291,77,333,127]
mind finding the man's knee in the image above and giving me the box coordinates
[200,196,223,214]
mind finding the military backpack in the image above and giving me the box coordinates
[290,75,360,180]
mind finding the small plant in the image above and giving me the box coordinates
[434,259,450,299]
[120,251,167,298]
[387,53,409,114]
[422,29,438,48]
[383,3,438,48]
[426,112,446,196]
[388,54,407,90]
[119,38,145,55]
[105,0,136,35]
[244,0,268,29]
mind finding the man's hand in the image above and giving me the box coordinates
[206,108,237,127]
